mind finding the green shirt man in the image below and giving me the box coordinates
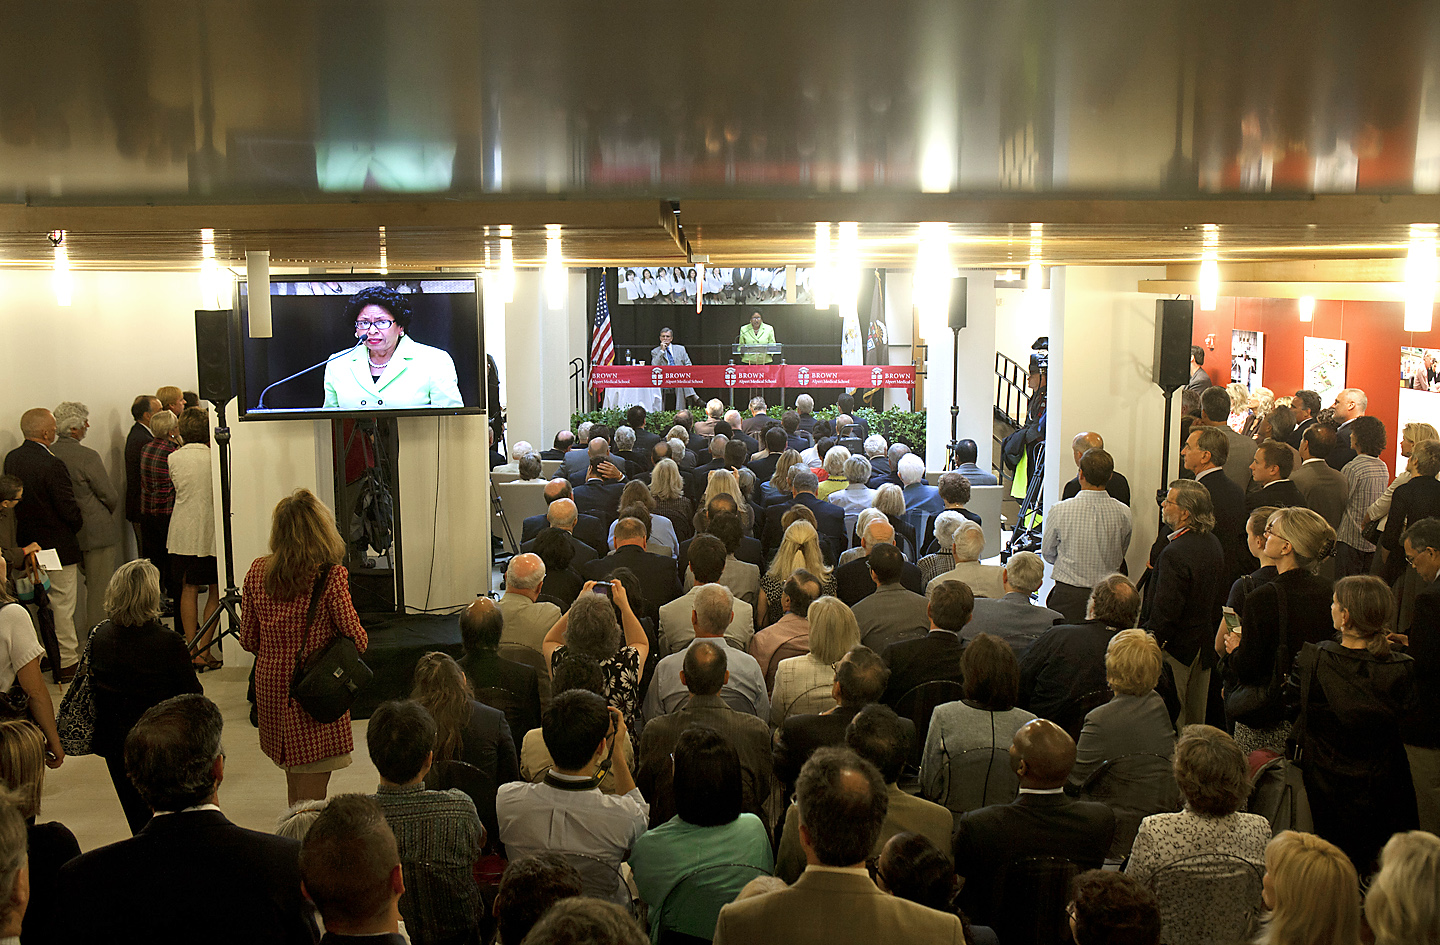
[739,312,776,364]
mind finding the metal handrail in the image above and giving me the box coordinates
[994,351,1031,428]
[569,357,586,413]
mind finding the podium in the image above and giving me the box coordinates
[731,343,786,407]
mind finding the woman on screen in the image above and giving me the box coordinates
[321,286,463,409]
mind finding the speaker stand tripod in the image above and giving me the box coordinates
[189,398,243,663]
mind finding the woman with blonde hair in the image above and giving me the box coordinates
[648,458,694,543]
[873,482,918,556]
[817,446,851,499]
[770,597,860,724]
[758,520,835,628]
[1285,574,1418,873]
[89,559,201,832]
[0,719,77,944]
[763,449,804,505]
[1219,507,1336,755]
[1380,438,1440,583]
[1367,420,1440,528]
[240,488,369,805]
[1225,383,1250,433]
[696,468,753,533]
[1364,830,1440,945]
[1242,387,1274,438]
[1069,629,1175,792]
[1254,831,1360,945]
[410,651,519,786]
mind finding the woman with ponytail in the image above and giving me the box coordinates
[1218,507,1337,754]
[1284,574,1419,874]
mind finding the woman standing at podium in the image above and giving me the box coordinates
[739,312,776,364]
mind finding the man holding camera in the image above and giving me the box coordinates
[496,690,648,905]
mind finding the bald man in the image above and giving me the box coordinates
[496,553,562,651]
[952,719,1116,926]
[519,479,606,552]
[460,596,544,734]
[519,497,598,568]
[1060,432,1131,505]
[4,407,85,676]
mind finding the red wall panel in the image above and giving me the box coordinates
[1191,297,1440,467]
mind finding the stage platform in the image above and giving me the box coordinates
[351,610,464,719]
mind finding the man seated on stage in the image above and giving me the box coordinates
[739,312,776,363]
[651,328,697,409]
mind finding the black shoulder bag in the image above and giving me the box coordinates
[289,566,373,724]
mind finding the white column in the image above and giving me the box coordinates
[1047,265,1172,575]
[921,271,996,471]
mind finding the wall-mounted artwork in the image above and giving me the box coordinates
[1231,330,1264,390]
[1303,337,1347,404]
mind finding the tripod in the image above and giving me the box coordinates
[189,398,243,662]
[943,324,963,470]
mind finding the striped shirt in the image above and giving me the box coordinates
[372,783,483,944]
[138,437,178,515]
[1042,488,1133,588]
[1339,454,1389,551]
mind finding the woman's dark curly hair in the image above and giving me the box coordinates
[343,286,414,331]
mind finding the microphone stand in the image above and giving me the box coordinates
[256,340,364,409]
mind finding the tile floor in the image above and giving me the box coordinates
[39,640,382,853]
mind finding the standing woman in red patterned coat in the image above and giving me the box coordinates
[240,489,368,805]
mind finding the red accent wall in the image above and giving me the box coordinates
[1192,297,1440,467]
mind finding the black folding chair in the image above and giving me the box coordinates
[1076,752,1183,860]
[1145,853,1264,945]
[993,855,1079,945]
[424,759,501,858]
[894,679,966,769]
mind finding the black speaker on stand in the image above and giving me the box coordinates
[189,309,243,664]
[943,277,969,470]
[1152,297,1194,513]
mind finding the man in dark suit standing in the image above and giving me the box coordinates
[881,580,973,706]
[761,469,846,565]
[1182,427,1247,584]
[60,694,316,942]
[1292,426,1348,529]
[1185,345,1212,393]
[1246,439,1306,513]
[1326,388,1367,471]
[124,394,159,548]
[1197,388,1256,490]
[833,520,923,606]
[1400,518,1440,834]
[1142,480,1227,729]
[3,408,84,677]
[953,719,1116,927]
[582,517,681,622]
[1287,390,1322,451]
[1060,432,1130,505]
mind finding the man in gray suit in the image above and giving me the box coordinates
[964,551,1062,658]
[713,746,966,945]
[853,544,930,654]
[51,401,122,634]
[650,327,696,409]
[1198,387,1256,490]
[496,554,562,652]
[1292,425,1347,529]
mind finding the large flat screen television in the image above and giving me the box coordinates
[237,275,484,420]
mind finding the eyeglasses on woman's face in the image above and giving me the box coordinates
[355,317,395,332]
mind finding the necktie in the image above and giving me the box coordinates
[665,348,673,365]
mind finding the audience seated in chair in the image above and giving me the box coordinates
[712,746,966,944]
[963,551,1062,658]
[366,699,483,945]
[1068,870,1162,945]
[875,832,998,945]
[299,794,408,945]
[853,542,931,655]
[771,596,860,726]
[925,520,1004,599]
[882,579,974,706]
[491,853,584,945]
[459,597,544,737]
[521,897,649,945]
[643,584,771,722]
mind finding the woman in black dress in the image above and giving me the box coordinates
[89,559,202,833]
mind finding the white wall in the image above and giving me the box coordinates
[1045,266,1174,575]
[0,269,490,612]
[501,269,588,453]
[882,271,914,412]
[920,271,997,471]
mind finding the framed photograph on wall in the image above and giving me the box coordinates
[1303,337,1347,405]
[1231,330,1264,390]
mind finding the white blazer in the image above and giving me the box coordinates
[322,334,463,409]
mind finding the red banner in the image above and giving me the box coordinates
[589,364,915,390]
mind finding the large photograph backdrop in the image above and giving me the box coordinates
[595,268,878,407]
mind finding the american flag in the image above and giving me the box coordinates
[589,276,615,390]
